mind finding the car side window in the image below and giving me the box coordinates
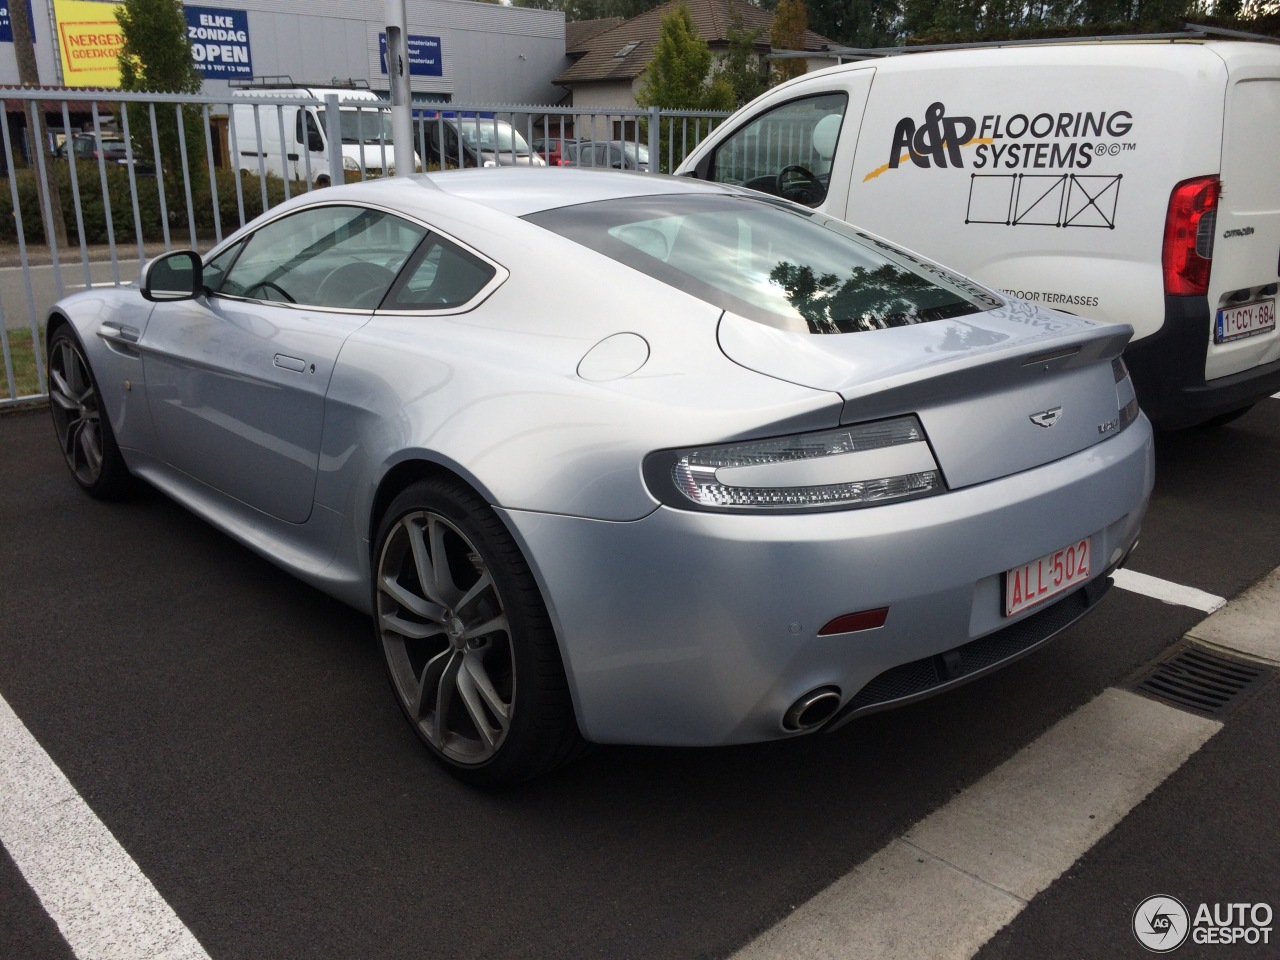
[709,93,848,207]
[202,240,245,293]
[383,235,497,310]
[218,205,427,310]
[427,123,464,168]
[295,109,324,152]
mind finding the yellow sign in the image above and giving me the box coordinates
[54,0,124,88]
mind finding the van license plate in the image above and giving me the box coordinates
[1215,299,1276,343]
[1005,538,1091,617]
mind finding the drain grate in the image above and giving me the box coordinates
[1131,644,1273,718]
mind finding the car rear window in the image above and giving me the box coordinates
[525,194,999,334]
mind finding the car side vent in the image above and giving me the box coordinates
[1130,644,1272,719]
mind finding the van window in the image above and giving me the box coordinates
[338,108,394,146]
[217,205,426,310]
[457,118,531,155]
[426,122,467,168]
[709,93,848,207]
[296,109,324,152]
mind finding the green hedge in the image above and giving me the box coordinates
[0,162,304,246]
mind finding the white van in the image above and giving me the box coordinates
[231,86,416,186]
[678,37,1280,428]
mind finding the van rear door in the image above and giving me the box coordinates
[1205,48,1280,383]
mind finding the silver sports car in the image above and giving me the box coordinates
[47,169,1153,785]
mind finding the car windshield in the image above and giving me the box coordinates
[456,119,531,154]
[526,194,998,334]
[338,108,394,145]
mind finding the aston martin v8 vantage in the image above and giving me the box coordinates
[47,169,1153,784]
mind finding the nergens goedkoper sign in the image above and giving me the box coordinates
[49,0,253,87]
[53,0,125,87]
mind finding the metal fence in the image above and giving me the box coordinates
[0,88,729,405]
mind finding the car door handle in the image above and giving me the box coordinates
[273,353,307,373]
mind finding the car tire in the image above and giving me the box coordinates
[47,326,133,499]
[373,477,584,786]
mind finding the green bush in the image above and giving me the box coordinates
[1,162,304,248]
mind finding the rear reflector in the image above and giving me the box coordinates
[818,608,889,636]
[1162,176,1219,296]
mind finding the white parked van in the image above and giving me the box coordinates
[231,86,416,186]
[678,37,1280,428]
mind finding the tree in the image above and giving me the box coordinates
[636,3,734,110]
[807,0,902,47]
[712,11,770,107]
[116,0,202,97]
[115,0,205,209]
[636,3,734,171]
[771,0,810,83]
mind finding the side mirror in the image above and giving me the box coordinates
[141,251,202,302]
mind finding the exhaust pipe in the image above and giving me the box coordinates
[782,686,842,733]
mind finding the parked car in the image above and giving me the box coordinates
[57,133,132,165]
[678,36,1280,428]
[421,116,545,168]
[532,136,579,167]
[57,132,157,175]
[564,140,650,172]
[46,169,1152,785]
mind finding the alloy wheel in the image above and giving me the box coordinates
[48,334,106,486]
[377,509,515,766]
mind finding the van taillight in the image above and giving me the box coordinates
[1162,176,1219,296]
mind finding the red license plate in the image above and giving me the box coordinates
[1005,538,1091,617]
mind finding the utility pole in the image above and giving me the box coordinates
[9,0,69,249]
[385,0,414,177]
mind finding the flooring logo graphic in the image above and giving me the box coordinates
[1134,895,1191,953]
[967,173,1122,229]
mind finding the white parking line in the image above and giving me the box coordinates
[1186,564,1280,666]
[731,689,1221,960]
[0,693,210,960]
[1111,568,1226,613]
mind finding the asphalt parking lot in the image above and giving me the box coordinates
[2,400,1278,960]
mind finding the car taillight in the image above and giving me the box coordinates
[1162,176,1219,296]
[643,415,944,512]
[1112,356,1140,433]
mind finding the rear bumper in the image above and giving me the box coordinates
[498,417,1154,747]
[1127,294,1280,428]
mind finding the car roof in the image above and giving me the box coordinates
[318,168,742,218]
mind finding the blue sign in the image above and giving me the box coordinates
[184,5,253,78]
[0,1,36,44]
[379,33,443,78]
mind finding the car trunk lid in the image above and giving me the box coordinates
[719,303,1133,490]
